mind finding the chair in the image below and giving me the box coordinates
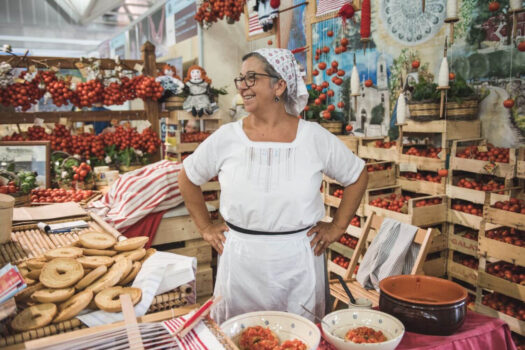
[329,212,436,309]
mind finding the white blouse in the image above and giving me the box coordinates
[183,119,365,232]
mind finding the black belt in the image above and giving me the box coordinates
[225,221,311,235]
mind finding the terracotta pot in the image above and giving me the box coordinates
[379,275,467,335]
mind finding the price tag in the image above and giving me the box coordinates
[134,64,143,73]
[483,162,497,174]
[59,117,68,126]
[51,66,59,72]
[28,65,36,73]
[477,145,488,153]
[399,162,418,173]
[83,124,93,133]
[34,118,44,127]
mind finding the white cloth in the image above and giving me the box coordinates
[356,218,420,291]
[211,228,326,325]
[254,48,308,116]
[183,119,365,232]
[78,252,196,327]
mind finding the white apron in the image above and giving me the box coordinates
[211,228,326,325]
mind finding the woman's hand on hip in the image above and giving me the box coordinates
[307,222,345,256]
[201,222,229,255]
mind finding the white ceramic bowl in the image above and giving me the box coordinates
[220,311,321,349]
[322,309,404,350]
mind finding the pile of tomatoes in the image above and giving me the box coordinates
[195,0,246,26]
[460,229,478,241]
[0,181,18,194]
[454,252,478,270]
[332,188,344,199]
[369,193,411,213]
[404,146,442,159]
[350,216,361,227]
[338,234,358,249]
[486,261,525,284]
[71,162,92,182]
[414,198,442,207]
[374,140,396,149]
[332,254,350,269]
[456,144,510,163]
[485,227,524,247]
[482,292,525,320]
[367,163,392,172]
[400,170,444,183]
[492,198,525,214]
[451,200,483,217]
[181,132,211,143]
[456,177,505,193]
[30,188,94,203]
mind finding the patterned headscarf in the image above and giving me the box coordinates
[254,48,308,116]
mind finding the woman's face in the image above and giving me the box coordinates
[238,57,276,113]
[190,69,202,81]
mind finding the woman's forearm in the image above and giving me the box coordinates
[179,168,213,231]
[332,168,368,231]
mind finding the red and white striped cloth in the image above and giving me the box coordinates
[316,0,348,16]
[247,0,263,35]
[163,314,226,350]
[87,160,183,232]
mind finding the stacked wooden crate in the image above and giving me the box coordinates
[475,192,525,336]
[394,119,482,277]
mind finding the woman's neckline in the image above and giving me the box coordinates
[236,118,305,147]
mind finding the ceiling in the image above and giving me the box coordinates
[0,0,159,57]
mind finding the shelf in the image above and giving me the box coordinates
[478,235,525,267]
[398,177,446,196]
[0,110,155,124]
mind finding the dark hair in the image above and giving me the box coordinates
[242,52,289,104]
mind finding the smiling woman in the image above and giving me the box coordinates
[179,48,368,325]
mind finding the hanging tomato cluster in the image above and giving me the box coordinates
[194,0,246,26]
[2,123,161,159]
[0,69,163,111]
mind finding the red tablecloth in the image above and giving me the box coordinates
[318,311,518,350]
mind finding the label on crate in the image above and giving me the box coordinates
[477,145,488,153]
[483,162,497,175]
[399,162,418,173]
[34,117,44,127]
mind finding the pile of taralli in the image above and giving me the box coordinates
[12,233,154,332]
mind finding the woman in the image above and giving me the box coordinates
[179,48,368,324]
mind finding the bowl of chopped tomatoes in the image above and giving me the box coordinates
[220,311,320,350]
[321,309,404,350]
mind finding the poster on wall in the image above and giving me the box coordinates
[279,0,308,79]
[311,14,393,136]
[245,0,276,40]
[166,0,197,45]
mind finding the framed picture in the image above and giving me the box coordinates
[0,141,51,188]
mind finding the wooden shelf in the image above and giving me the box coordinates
[0,110,155,124]
[478,235,525,267]
[478,271,525,302]
[398,177,446,195]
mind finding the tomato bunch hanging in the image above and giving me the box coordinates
[133,76,163,101]
[194,0,246,26]
[75,79,104,107]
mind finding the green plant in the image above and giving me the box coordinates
[449,74,476,102]
[411,79,440,102]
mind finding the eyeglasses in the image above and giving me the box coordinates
[234,71,280,89]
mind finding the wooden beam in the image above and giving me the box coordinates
[141,41,161,162]
[0,55,164,71]
[0,110,149,124]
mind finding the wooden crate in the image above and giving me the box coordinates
[398,153,446,172]
[162,239,212,265]
[366,161,397,189]
[447,224,479,257]
[517,147,525,179]
[324,176,366,216]
[427,228,448,253]
[327,259,347,277]
[337,135,359,154]
[328,242,355,259]
[450,139,517,179]
[478,234,525,267]
[153,215,202,246]
[357,137,399,162]
[478,270,525,302]
[484,206,525,230]
[446,182,513,205]
[398,174,446,195]
[399,119,481,144]
[363,186,447,227]
[475,304,525,336]
[447,254,478,286]
[322,216,363,239]
[196,264,213,297]
[423,253,447,277]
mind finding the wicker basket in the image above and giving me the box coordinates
[0,217,198,347]
[408,98,479,121]
[165,96,186,110]
[320,121,343,135]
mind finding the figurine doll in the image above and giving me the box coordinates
[183,65,216,117]
[156,64,184,99]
